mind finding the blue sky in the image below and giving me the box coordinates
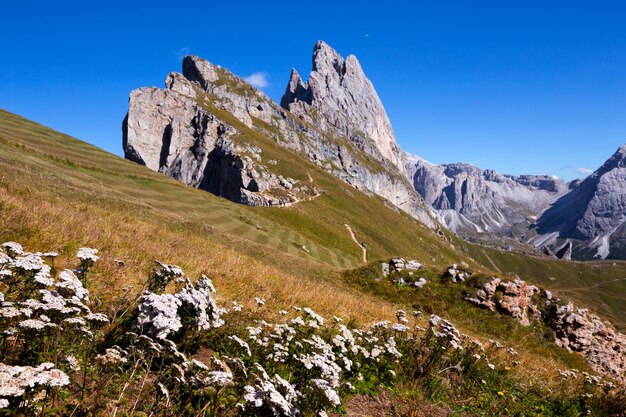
[1,1,626,180]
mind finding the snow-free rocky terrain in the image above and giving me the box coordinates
[123,41,626,260]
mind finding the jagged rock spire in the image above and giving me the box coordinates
[281,41,402,167]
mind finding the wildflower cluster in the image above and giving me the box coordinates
[0,243,106,411]
[0,242,621,416]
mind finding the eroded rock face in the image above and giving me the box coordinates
[465,278,541,326]
[407,158,569,235]
[123,72,304,206]
[552,302,626,384]
[535,144,626,259]
[281,41,402,168]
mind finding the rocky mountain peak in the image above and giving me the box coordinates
[597,143,626,174]
[534,143,626,259]
[280,69,309,108]
[281,41,402,168]
[182,55,218,91]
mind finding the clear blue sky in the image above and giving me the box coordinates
[2,1,626,180]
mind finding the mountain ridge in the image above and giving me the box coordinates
[123,40,626,261]
[533,144,626,259]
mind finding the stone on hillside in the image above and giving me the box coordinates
[552,302,626,384]
[443,263,470,283]
[413,278,428,288]
[389,258,421,272]
[465,277,540,326]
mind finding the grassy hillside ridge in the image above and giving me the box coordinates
[1,107,625,333]
[193,66,626,331]
[4,108,626,413]
[0,108,464,310]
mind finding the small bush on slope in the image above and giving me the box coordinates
[0,243,623,416]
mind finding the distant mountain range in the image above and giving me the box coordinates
[123,41,626,260]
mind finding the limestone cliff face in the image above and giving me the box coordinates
[123,71,305,207]
[281,41,403,168]
[534,144,626,259]
[406,157,569,235]
[123,48,434,226]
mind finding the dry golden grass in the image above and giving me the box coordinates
[0,179,397,324]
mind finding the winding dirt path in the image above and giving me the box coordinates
[480,248,502,273]
[344,224,367,263]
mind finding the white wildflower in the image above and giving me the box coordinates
[229,335,252,356]
[18,319,56,332]
[303,307,324,325]
[86,313,109,324]
[176,277,225,330]
[391,323,409,332]
[311,379,341,406]
[96,347,127,366]
[1,242,23,256]
[33,265,54,287]
[290,316,305,326]
[56,269,89,301]
[0,362,69,397]
[14,253,44,271]
[76,247,99,263]
[137,292,182,340]
[65,355,79,371]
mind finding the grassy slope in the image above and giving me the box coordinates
[0,108,624,391]
[0,108,460,318]
[1,106,624,327]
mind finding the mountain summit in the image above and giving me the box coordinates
[123,42,434,226]
[281,41,402,168]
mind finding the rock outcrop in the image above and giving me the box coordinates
[552,302,626,384]
[123,72,309,206]
[533,144,626,259]
[281,41,402,168]
[389,258,422,272]
[465,276,626,383]
[442,263,471,283]
[465,277,541,326]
